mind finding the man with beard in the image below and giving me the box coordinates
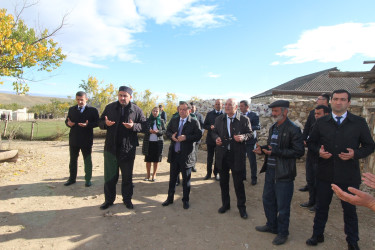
[212,98,252,219]
[254,100,304,245]
[98,86,146,210]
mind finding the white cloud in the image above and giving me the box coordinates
[207,72,221,78]
[276,23,375,64]
[270,61,280,66]
[3,0,232,67]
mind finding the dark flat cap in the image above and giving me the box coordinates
[119,86,133,95]
[269,100,289,108]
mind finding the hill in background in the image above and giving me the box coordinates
[0,92,71,108]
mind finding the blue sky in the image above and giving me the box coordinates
[2,0,375,102]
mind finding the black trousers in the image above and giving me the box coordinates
[305,150,318,204]
[69,146,92,183]
[219,150,246,209]
[206,144,218,176]
[167,152,192,202]
[245,143,257,181]
[313,180,359,244]
[104,157,134,203]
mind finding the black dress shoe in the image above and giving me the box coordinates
[203,175,211,180]
[272,235,288,245]
[100,202,114,210]
[124,201,134,209]
[255,225,277,234]
[239,208,248,219]
[306,235,324,246]
[300,201,314,208]
[85,181,92,187]
[348,242,360,250]
[64,179,76,186]
[162,199,173,206]
[183,201,189,209]
[218,205,230,214]
[299,185,309,192]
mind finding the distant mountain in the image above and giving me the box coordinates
[0,92,71,108]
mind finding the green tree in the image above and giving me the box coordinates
[79,76,117,113]
[0,6,66,90]
[0,103,24,111]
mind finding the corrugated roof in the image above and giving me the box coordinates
[251,67,364,99]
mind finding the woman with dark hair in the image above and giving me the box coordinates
[142,107,166,181]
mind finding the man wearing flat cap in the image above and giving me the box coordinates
[98,86,146,210]
[254,100,304,245]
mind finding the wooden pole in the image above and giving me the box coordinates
[3,120,8,137]
[30,121,35,141]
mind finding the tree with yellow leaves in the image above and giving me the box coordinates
[79,76,118,113]
[0,5,66,94]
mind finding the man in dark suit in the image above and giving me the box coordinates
[162,101,202,209]
[306,89,375,250]
[300,105,330,212]
[159,104,167,122]
[190,102,204,172]
[203,99,223,180]
[64,91,99,187]
[98,86,147,210]
[212,98,252,219]
[239,100,260,185]
[299,93,331,192]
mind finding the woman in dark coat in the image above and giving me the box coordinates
[142,106,166,181]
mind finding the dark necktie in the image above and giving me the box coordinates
[230,117,234,138]
[336,116,342,125]
[78,107,83,113]
[174,119,184,152]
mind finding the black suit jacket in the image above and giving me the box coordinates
[203,109,223,145]
[244,111,260,145]
[308,112,375,185]
[65,105,99,148]
[99,101,146,160]
[211,112,252,172]
[166,115,202,168]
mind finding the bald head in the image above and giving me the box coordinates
[225,98,238,117]
[214,99,223,111]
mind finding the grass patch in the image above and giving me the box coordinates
[0,119,106,141]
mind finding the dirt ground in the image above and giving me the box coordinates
[0,139,374,250]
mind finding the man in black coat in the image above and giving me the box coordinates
[190,102,204,172]
[98,86,146,210]
[159,104,167,122]
[300,105,330,212]
[306,89,375,250]
[162,101,202,209]
[211,98,252,219]
[203,99,223,180]
[254,100,304,246]
[239,100,260,185]
[64,91,99,187]
[299,93,331,192]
